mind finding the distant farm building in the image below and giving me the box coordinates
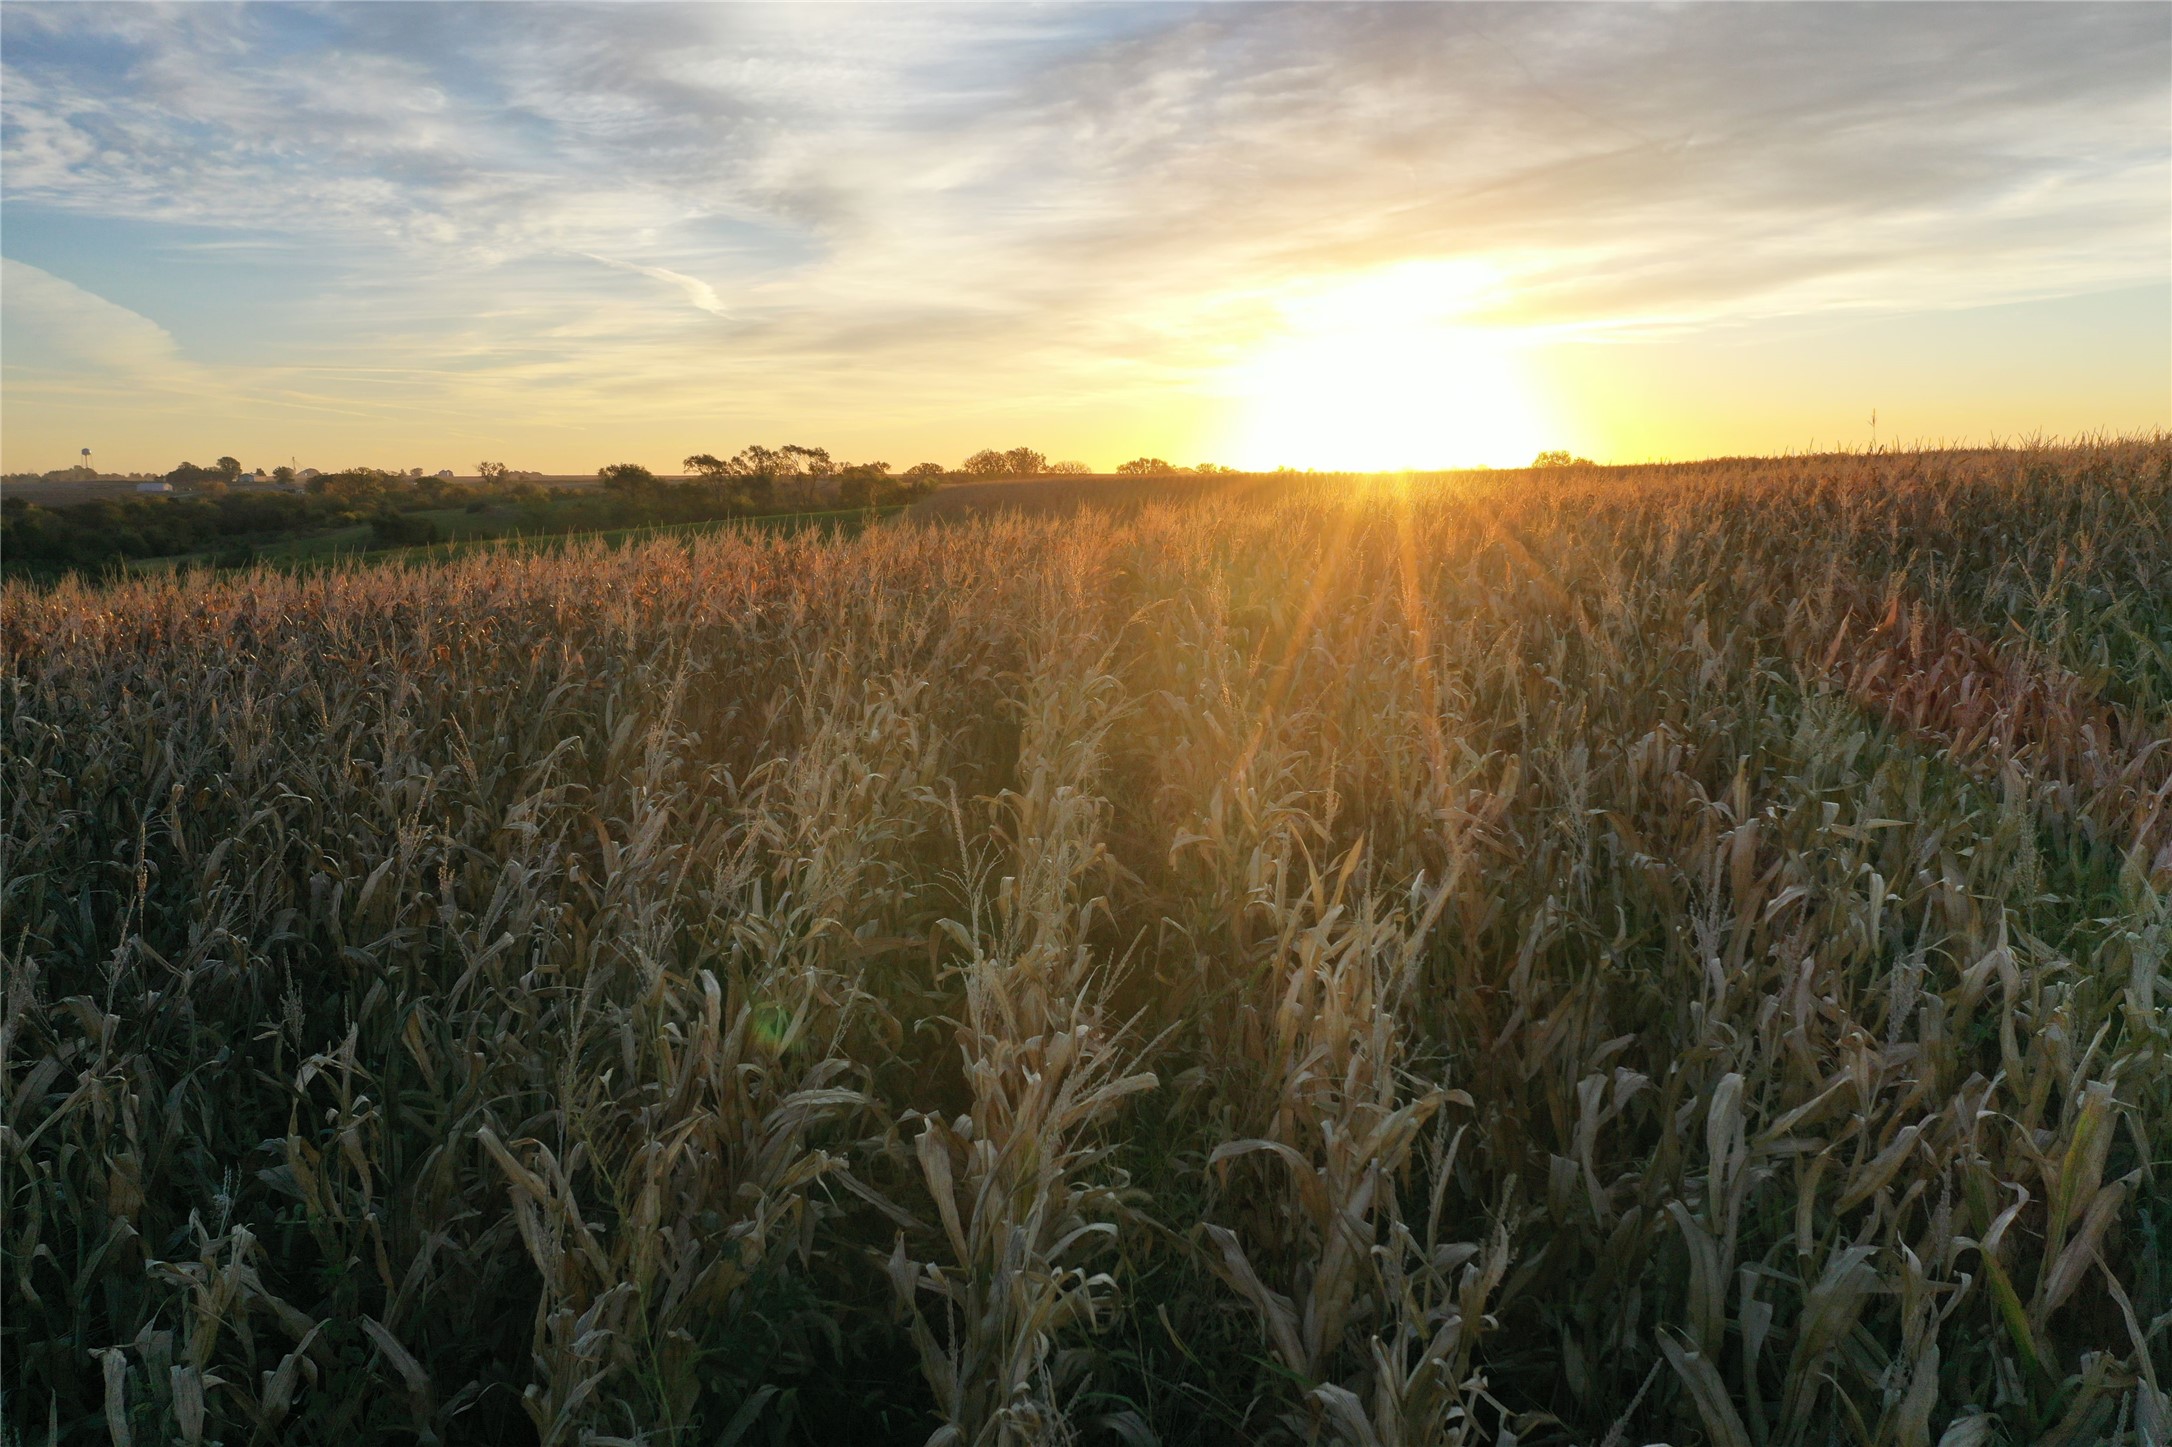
[136,482,173,493]
[436,469,456,480]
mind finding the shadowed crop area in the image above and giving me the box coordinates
[4,442,2169,1446]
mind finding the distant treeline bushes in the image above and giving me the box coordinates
[0,457,932,579]
[2,441,1282,578]
[3,490,349,573]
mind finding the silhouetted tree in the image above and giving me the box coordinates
[961,448,1047,477]
[303,467,406,505]
[1532,451,1596,469]
[597,462,658,493]
[903,462,945,478]
[727,446,784,479]
[1046,460,1092,475]
[685,447,794,509]
[1116,457,1175,476]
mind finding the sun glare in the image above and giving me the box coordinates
[1226,262,1550,471]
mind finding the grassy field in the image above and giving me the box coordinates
[124,505,906,576]
[4,442,2168,1445]
[902,472,1270,522]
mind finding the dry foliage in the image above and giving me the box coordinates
[5,439,2169,1445]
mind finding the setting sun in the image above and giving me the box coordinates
[1227,263,1550,470]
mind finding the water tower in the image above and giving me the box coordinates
[80,447,93,476]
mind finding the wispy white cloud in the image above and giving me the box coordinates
[577,252,728,317]
[0,257,202,391]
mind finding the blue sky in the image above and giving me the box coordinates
[3,2,2166,474]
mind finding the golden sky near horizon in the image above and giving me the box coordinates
[2,3,2166,477]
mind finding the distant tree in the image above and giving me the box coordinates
[682,448,787,508]
[271,465,296,485]
[477,461,510,483]
[732,448,785,507]
[1193,462,1237,475]
[902,462,946,478]
[214,456,241,481]
[1116,457,1176,476]
[598,462,657,493]
[961,448,1048,477]
[732,446,786,478]
[736,445,826,506]
[308,466,403,504]
[690,443,834,503]
[166,461,221,485]
[1045,460,1092,475]
[836,461,892,508]
[1532,450,1596,469]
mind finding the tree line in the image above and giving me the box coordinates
[58,446,1595,503]
[143,445,1274,498]
[585,445,941,511]
[597,445,1251,493]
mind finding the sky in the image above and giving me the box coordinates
[2,1,2166,475]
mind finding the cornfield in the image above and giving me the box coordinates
[5,440,2168,1445]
